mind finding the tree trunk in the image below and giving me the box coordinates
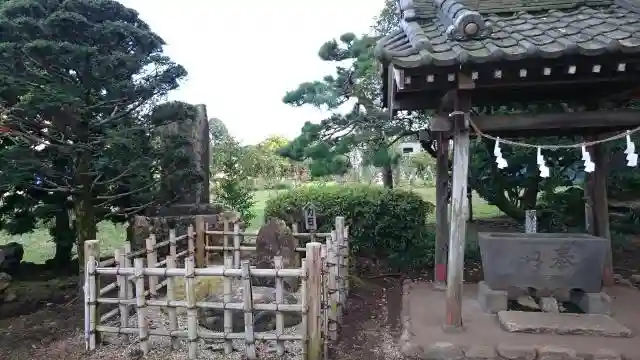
[52,207,74,267]
[382,164,393,189]
[51,157,74,269]
[75,150,97,274]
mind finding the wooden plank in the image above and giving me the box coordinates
[434,131,449,289]
[428,110,640,135]
[444,85,471,331]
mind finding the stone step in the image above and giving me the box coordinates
[497,311,632,337]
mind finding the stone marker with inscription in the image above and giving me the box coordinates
[253,218,300,291]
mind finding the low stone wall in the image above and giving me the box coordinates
[402,342,623,360]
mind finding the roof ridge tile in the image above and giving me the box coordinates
[433,0,492,40]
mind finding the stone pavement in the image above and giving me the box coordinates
[400,281,640,359]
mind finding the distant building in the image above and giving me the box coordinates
[397,141,422,155]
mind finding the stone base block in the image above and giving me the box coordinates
[478,281,508,313]
[497,311,632,337]
[570,291,612,315]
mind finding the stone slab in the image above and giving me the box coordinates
[571,291,612,315]
[497,311,632,337]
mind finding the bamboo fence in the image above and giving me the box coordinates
[88,228,195,325]
[83,216,351,360]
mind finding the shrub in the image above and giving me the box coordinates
[270,180,295,191]
[263,184,435,270]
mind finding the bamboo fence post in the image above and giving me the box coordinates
[242,261,257,359]
[187,224,195,261]
[169,228,178,264]
[292,223,299,245]
[166,257,179,350]
[333,232,342,323]
[115,249,129,330]
[274,256,285,356]
[233,222,241,268]
[223,252,233,354]
[223,218,231,267]
[306,242,323,360]
[84,239,99,351]
[320,242,329,360]
[195,215,206,267]
[146,234,158,298]
[134,258,150,355]
[123,243,133,302]
[334,216,346,320]
[343,225,350,298]
[300,258,309,360]
[184,257,198,359]
[205,219,212,265]
[326,233,338,342]
[87,256,97,350]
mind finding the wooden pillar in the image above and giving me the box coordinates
[584,176,595,234]
[444,78,472,330]
[586,136,613,286]
[434,131,449,289]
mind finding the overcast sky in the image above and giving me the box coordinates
[118,0,386,144]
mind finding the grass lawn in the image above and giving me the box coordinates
[0,187,501,264]
[409,187,503,221]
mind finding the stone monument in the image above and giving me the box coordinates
[158,103,210,206]
[128,104,223,254]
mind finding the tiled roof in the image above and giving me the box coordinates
[375,0,640,68]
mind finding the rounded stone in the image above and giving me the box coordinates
[198,286,301,332]
[422,342,465,360]
[464,22,479,36]
[465,345,498,360]
[497,344,537,360]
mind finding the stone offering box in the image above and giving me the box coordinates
[478,232,608,294]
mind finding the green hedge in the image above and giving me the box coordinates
[263,184,435,269]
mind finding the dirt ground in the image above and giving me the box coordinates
[1,219,639,360]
